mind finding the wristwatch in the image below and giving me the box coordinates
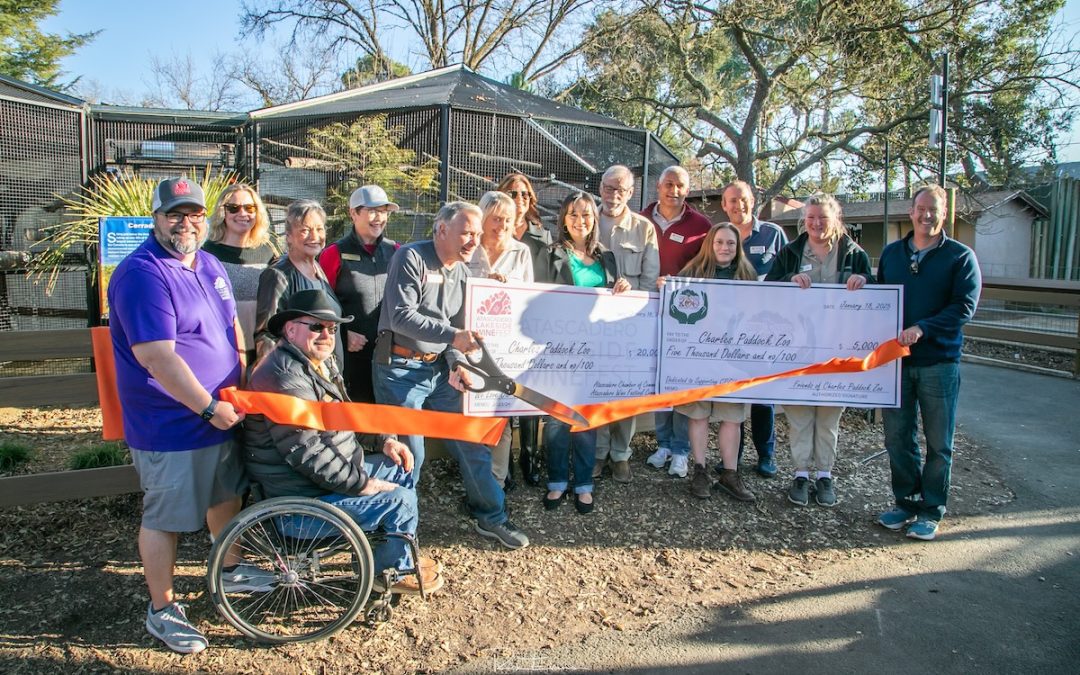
[200,399,218,421]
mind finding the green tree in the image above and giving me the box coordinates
[0,0,96,89]
[561,0,1079,198]
[340,54,412,89]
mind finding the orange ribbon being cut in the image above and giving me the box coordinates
[218,388,508,446]
[569,339,910,431]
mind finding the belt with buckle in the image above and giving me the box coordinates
[391,344,440,363]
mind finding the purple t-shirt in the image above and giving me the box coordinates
[108,235,241,451]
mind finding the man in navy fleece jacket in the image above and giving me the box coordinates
[875,184,982,541]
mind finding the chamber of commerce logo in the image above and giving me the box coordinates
[669,288,708,325]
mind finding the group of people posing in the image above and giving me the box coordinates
[107,166,980,654]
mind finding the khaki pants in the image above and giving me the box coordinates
[782,405,843,473]
[490,424,513,485]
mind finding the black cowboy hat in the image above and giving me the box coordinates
[268,289,354,336]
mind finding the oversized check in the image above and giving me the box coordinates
[658,279,903,408]
[464,278,658,416]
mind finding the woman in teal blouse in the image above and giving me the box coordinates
[534,192,630,514]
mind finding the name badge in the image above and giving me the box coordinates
[750,245,766,254]
[426,273,444,284]
[800,264,813,272]
[670,233,684,243]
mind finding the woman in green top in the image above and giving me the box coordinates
[534,192,630,514]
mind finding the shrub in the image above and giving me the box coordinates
[68,442,130,470]
[0,442,33,472]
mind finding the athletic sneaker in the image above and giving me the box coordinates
[906,518,939,541]
[877,507,917,530]
[646,446,672,469]
[475,520,530,549]
[145,602,208,654]
[221,563,278,593]
[814,477,837,507]
[668,454,689,478]
[787,477,810,506]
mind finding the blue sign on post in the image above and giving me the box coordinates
[98,216,153,320]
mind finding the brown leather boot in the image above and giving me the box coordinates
[716,469,755,502]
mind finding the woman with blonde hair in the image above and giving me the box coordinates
[666,223,759,501]
[765,193,872,507]
[203,183,277,362]
[497,172,551,258]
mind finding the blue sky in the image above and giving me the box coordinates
[40,0,1080,163]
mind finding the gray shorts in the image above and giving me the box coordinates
[130,440,247,533]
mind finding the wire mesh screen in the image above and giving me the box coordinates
[0,96,86,335]
[90,116,242,182]
[255,108,443,244]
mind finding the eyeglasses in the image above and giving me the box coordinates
[163,211,206,225]
[224,203,257,214]
[505,190,530,200]
[909,256,920,276]
[297,321,338,335]
[293,226,326,237]
[601,184,631,196]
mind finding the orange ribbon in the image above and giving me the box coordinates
[92,328,907,443]
[218,387,508,445]
[569,339,910,431]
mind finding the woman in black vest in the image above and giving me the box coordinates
[319,185,401,403]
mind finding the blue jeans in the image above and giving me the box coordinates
[654,410,690,457]
[543,418,596,495]
[373,356,508,528]
[738,403,776,462]
[882,361,960,522]
[279,454,417,575]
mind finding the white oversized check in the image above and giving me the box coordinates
[464,278,659,416]
[659,279,903,408]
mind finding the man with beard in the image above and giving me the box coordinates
[108,178,261,654]
[373,202,530,550]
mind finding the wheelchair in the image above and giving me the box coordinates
[206,496,427,644]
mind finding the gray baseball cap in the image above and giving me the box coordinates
[152,178,206,213]
[349,185,400,211]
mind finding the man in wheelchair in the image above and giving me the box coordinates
[243,289,443,594]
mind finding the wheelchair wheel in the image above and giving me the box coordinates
[207,497,374,644]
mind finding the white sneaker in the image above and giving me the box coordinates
[646,447,672,469]
[668,454,689,478]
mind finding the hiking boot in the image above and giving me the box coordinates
[475,520,530,550]
[646,446,671,468]
[592,459,606,480]
[756,457,778,478]
[145,602,208,654]
[690,464,711,498]
[668,454,689,478]
[787,477,810,506]
[715,469,755,502]
[814,477,837,507]
[611,460,632,483]
[906,518,939,541]
[877,507,916,531]
[374,564,445,595]
[221,563,278,593]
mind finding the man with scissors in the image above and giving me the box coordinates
[373,201,530,550]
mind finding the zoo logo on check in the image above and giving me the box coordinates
[668,288,708,325]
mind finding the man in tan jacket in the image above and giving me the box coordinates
[593,164,660,483]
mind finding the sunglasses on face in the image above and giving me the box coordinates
[224,203,257,214]
[506,190,530,200]
[297,321,338,335]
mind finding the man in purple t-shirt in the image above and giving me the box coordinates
[108,178,264,654]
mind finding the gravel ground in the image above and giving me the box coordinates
[963,337,1075,374]
[0,405,1011,674]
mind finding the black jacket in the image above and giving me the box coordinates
[765,233,872,284]
[243,341,390,499]
[534,243,619,288]
[253,256,342,364]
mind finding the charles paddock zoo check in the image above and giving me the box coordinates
[463,277,904,416]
